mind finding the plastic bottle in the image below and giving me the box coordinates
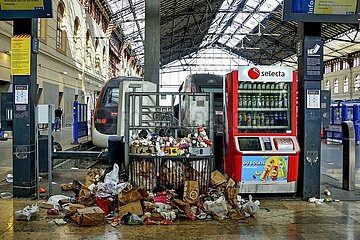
[238,96,243,108]
[247,113,252,126]
[278,95,283,108]
[256,113,261,126]
[260,113,265,126]
[252,114,257,126]
[264,96,270,108]
[279,113,284,126]
[252,96,257,108]
[283,95,288,108]
[239,82,244,90]
[274,113,279,126]
[257,96,262,108]
[265,114,270,126]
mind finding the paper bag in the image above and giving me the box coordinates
[78,186,95,207]
[118,187,143,206]
[211,170,227,187]
[183,180,199,204]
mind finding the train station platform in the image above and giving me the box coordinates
[1,132,360,239]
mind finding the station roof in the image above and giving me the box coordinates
[107,0,360,70]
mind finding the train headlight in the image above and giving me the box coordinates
[96,118,107,124]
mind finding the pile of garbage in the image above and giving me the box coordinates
[17,166,260,226]
[130,126,212,157]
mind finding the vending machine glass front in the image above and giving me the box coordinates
[237,81,292,133]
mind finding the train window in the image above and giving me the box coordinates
[104,87,119,104]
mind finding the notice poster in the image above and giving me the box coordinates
[15,85,28,104]
[11,35,31,76]
[241,156,288,182]
[0,0,44,10]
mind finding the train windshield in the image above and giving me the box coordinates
[103,87,119,105]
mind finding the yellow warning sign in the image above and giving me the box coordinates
[11,35,31,76]
[0,0,44,10]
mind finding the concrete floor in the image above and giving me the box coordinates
[1,128,360,239]
[1,197,360,239]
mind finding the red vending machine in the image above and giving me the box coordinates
[224,66,300,193]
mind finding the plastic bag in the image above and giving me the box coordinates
[104,163,119,184]
[242,195,260,216]
[121,212,143,225]
[47,195,71,208]
[15,204,39,221]
[203,196,228,220]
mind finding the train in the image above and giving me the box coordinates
[179,73,224,134]
[91,76,144,148]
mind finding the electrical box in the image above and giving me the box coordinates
[37,104,55,124]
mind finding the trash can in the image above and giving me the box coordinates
[108,136,124,168]
[38,135,50,173]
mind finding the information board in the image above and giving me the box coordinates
[0,0,52,19]
[283,0,360,23]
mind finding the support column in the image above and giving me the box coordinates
[12,19,38,197]
[297,22,323,199]
[145,0,160,90]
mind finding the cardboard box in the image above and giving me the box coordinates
[69,203,87,212]
[72,206,105,227]
[118,200,143,218]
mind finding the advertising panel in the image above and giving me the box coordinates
[241,156,289,182]
[238,66,293,82]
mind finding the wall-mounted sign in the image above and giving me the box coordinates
[15,85,29,104]
[11,35,31,76]
[304,36,323,81]
[306,89,321,109]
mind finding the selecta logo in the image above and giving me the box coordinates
[248,67,260,80]
[248,67,286,80]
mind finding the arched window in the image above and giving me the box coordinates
[95,39,100,73]
[74,17,81,59]
[355,75,360,92]
[102,47,107,76]
[334,79,339,93]
[344,77,349,93]
[86,30,92,67]
[56,2,66,52]
[325,80,330,91]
